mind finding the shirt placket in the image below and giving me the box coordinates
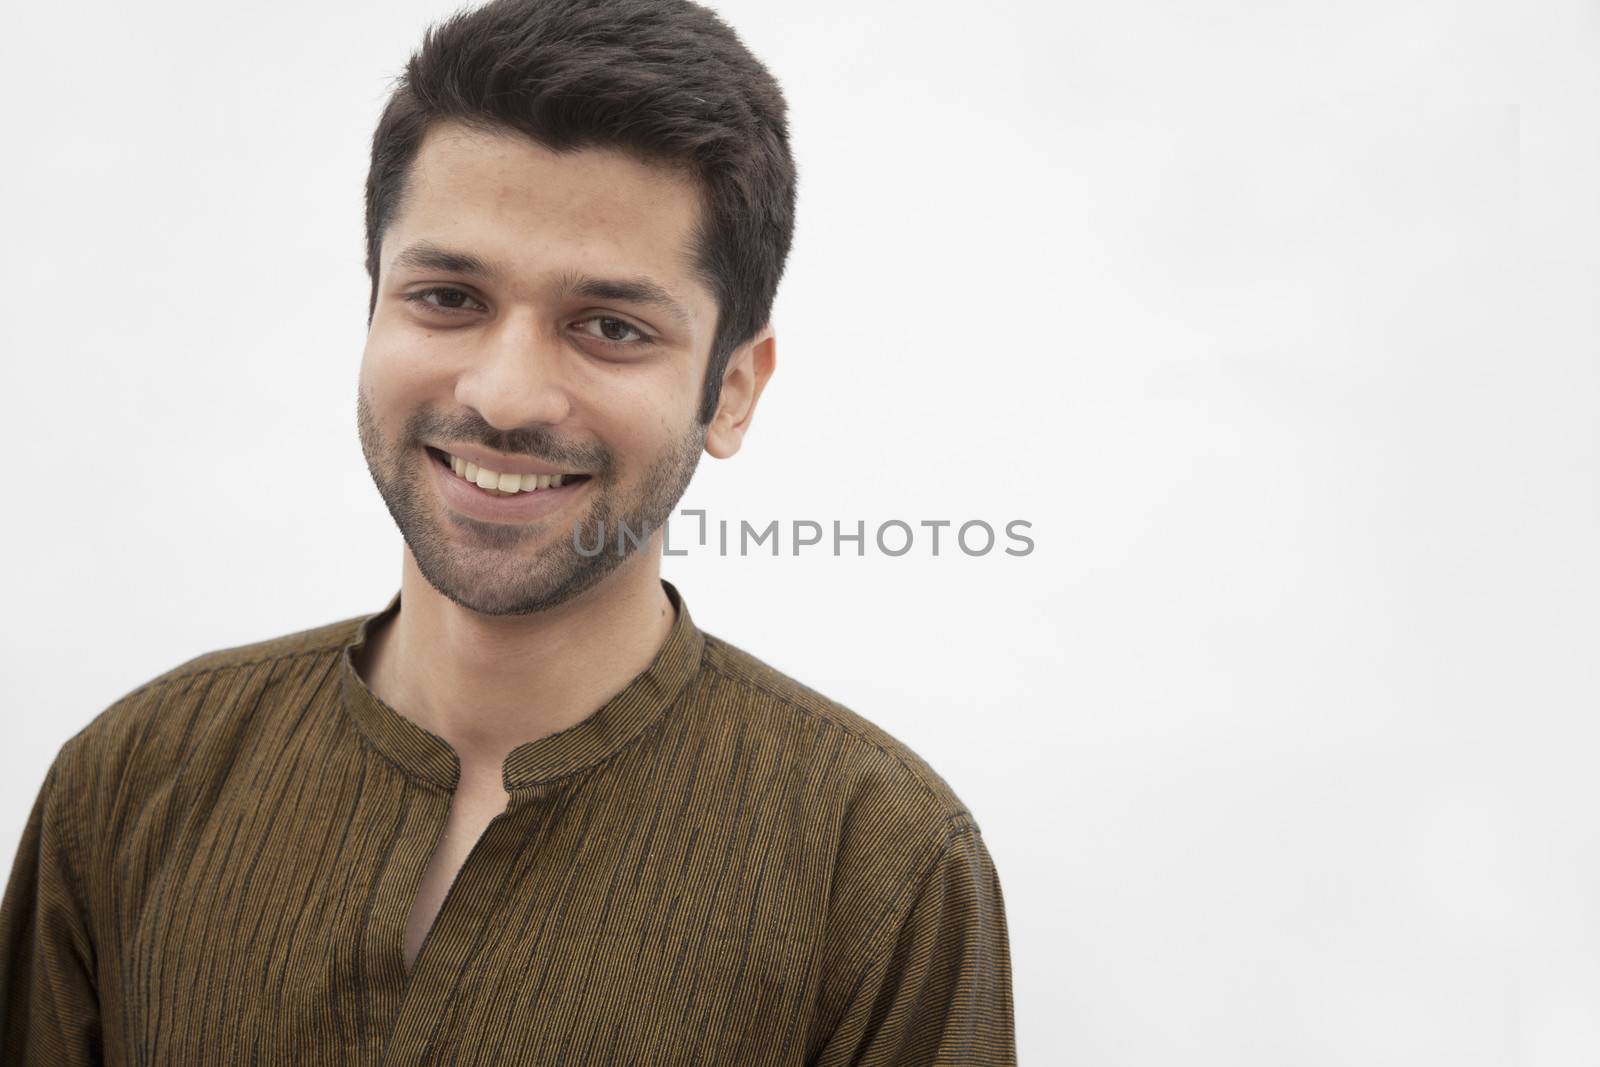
[375,782,554,1066]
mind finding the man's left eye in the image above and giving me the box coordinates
[577,317,650,344]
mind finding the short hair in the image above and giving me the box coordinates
[364,0,797,424]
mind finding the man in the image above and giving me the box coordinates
[0,0,1015,1062]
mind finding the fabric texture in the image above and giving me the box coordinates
[0,580,1014,1065]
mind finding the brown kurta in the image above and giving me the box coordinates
[0,580,1014,1065]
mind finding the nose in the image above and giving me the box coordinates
[453,307,574,430]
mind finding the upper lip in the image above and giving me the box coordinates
[429,443,585,477]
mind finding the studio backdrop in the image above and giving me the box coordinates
[3,0,1594,1063]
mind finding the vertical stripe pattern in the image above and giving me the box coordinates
[0,581,1014,1064]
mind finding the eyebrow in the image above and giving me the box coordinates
[391,240,693,332]
[392,241,500,282]
[560,272,693,332]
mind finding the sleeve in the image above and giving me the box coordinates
[0,748,104,1065]
[812,822,1016,1066]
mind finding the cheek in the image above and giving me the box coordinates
[585,360,698,423]
[361,328,453,402]
[584,379,692,466]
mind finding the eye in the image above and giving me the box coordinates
[401,287,486,315]
[574,316,654,346]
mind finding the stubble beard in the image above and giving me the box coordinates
[356,387,705,617]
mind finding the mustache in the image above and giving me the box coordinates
[411,423,613,472]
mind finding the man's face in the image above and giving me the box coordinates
[357,121,721,616]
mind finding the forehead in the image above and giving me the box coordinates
[388,121,709,303]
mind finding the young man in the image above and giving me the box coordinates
[0,0,1015,1063]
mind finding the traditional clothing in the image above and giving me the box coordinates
[1,580,1013,1064]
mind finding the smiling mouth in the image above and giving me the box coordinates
[425,447,593,497]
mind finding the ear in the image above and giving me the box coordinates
[704,324,776,459]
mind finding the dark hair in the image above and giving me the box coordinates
[364,0,797,424]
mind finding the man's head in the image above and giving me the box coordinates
[355,0,795,616]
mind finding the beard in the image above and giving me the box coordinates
[356,385,704,616]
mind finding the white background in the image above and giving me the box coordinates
[2,1,1594,1063]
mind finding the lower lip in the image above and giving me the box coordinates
[427,449,589,524]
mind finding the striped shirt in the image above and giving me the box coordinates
[0,579,1014,1064]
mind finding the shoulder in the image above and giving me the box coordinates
[53,608,372,838]
[697,630,977,840]
[693,631,993,1034]
[70,609,364,742]
[123,611,366,696]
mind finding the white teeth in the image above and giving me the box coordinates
[442,452,577,494]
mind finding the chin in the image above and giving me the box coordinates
[416,534,629,617]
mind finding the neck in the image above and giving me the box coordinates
[361,544,676,786]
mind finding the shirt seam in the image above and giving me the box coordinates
[48,741,100,980]
[110,643,342,708]
[96,641,461,798]
[699,653,971,824]
[820,813,979,1054]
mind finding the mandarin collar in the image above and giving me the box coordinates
[339,579,704,794]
